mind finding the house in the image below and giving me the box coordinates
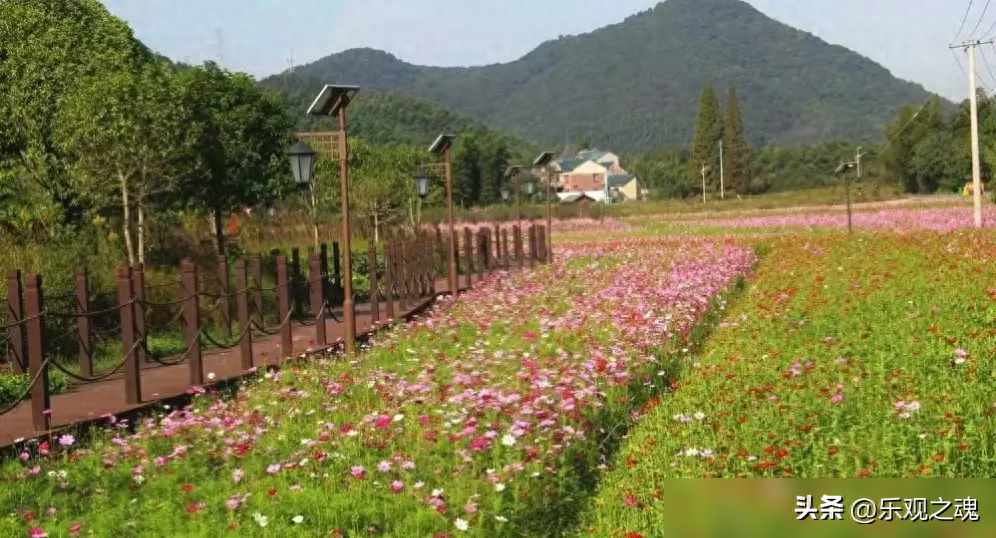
[552,148,640,202]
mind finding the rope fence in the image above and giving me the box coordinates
[1,223,550,437]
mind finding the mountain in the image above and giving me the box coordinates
[261,0,939,152]
[261,71,511,148]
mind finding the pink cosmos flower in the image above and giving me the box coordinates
[350,466,366,480]
[266,464,281,475]
[57,435,74,447]
[374,415,391,429]
[232,468,244,483]
[390,480,405,493]
[377,460,391,473]
[29,528,48,538]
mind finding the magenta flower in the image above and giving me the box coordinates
[390,480,404,493]
[57,435,74,447]
[350,466,366,480]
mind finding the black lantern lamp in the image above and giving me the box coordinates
[286,140,316,186]
[415,172,431,199]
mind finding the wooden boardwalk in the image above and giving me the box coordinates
[0,285,452,447]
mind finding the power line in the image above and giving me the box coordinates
[955,0,976,41]
[951,47,969,77]
[971,0,994,37]
[980,45,996,89]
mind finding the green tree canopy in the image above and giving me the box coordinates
[722,87,752,195]
[688,84,723,190]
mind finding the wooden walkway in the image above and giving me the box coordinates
[0,282,455,447]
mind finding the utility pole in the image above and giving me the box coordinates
[950,40,994,228]
[719,140,725,200]
[700,163,709,204]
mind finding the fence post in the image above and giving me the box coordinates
[528,225,537,268]
[117,265,142,404]
[75,269,93,378]
[477,229,486,280]
[250,255,263,324]
[514,225,524,270]
[6,270,25,374]
[24,273,50,432]
[435,224,444,285]
[309,254,327,348]
[235,259,253,370]
[463,227,474,289]
[368,240,380,324]
[536,225,547,264]
[216,256,232,338]
[290,248,302,320]
[132,263,147,363]
[501,228,510,269]
[384,240,396,321]
[180,260,203,388]
[276,255,293,357]
[398,237,409,310]
[427,233,436,296]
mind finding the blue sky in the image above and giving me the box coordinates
[104,0,985,102]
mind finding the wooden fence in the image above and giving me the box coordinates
[1,223,549,435]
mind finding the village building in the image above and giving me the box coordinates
[552,148,641,203]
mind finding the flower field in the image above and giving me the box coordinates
[0,236,753,537]
[580,228,996,535]
[694,205,996,232]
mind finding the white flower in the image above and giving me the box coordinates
[432,488,444,497]
[207,372,216,381]
[252,512,269,528]
[393,414,405,422]
[494,482,506,492]
[291,515,304,524]
[495,515,508,523]
[454,518,469,531]
[501,433,516,447]
[693,411,706,421]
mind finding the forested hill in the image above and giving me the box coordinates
[261,0,941,151]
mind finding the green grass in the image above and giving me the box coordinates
[578,229,996,535]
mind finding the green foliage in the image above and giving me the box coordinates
[688,84,724,188]
[0,0,152,224]
[0,371,68,407]
[723,88,752,195]
[175,62,294,252]
[265,0,938,151]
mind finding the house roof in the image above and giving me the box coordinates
[556,157,586,172]
[607,174,635,188]
[557,190,607,203]
[576,149,607,162]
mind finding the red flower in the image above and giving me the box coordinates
[185,502,202,514]
[625,532,644,538]
[180,483,194,494]
[623,493,640,508]
[67,523,82,537]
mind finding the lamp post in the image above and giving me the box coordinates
[505,165,523,222]
[286,140,318,247]
[428,134,458,295]
[413,171,430,226]
[533,151,555,262]
[834,160,857,234]
[306,84,360,354]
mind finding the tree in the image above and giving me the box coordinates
[722,87,752,195]
[688,84,723,192]
[479,134,511,206]
[452,134,483,206]
[176,63,293,255]
[55,63,192,265]
[347,140,421,240]
[0,0,151,224]
[883,97,943,193]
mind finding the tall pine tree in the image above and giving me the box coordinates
[688,84,723,191]
[723,87,752,195]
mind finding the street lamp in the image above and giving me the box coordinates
[428,134,458,295]
[414,173,430,199]
[533,151,555,262]
[307,83,360,354]
[286,140,319,248]
[835,160,857,233]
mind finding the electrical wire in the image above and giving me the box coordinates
[970,0,993,38]
[956,0,977,42]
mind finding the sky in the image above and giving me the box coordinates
[102,0,988,102]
